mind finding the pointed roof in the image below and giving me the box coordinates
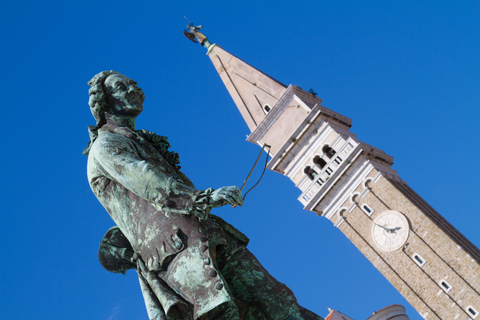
[207,44,287,132]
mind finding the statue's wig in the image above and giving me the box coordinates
[88,70,120,128]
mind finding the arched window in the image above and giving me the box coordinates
[467,306,478,319]
[322,145,336,158]
[439,280,452,293]
[304,166,318,180]
[263,104,271,114]
[413,253,426,267]
[313,155,327,169]
[361,203,374,216]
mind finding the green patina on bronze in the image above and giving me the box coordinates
[86,70,323,320]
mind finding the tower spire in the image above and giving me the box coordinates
[184,22,287,132]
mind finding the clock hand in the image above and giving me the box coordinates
[376,223,392,233]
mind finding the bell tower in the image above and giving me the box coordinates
[186,27,480,320]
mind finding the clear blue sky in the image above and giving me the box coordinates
[1,1,479,319]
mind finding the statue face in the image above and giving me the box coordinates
[104,74,145,116]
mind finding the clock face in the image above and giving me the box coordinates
[371,210,410,252]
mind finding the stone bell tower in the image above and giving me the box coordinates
[185,26,480,320]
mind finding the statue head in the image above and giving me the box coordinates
[88,71,145,128]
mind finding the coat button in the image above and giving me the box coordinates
[174,242,183,250]
[208,269,217,277]
[203,258,211,265]
[166,167,173,173]
[215,282,224,290]
[200,245,208,252]
[199,227,206,234]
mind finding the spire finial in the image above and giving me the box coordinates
[183,18,212,49]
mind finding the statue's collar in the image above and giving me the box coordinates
[83,123,179,170]
[100,123,139,139]
[82,123,138,156]
[99,124,170,148]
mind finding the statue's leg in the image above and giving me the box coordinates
[160,239,240,320]
[216,236,323,320]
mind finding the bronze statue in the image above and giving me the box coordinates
[84,70,323,320]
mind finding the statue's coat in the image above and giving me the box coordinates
[88,123,248,318]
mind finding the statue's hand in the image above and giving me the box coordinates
[209,186,243,208]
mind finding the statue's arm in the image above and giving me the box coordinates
[91,133,202,212]
[91,133,244,218]
[176,170,195,187]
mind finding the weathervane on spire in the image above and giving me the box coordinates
[183,17,212,49]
